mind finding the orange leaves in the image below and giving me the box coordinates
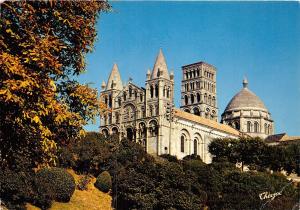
[0,1,111,168]
[32,115,41,124]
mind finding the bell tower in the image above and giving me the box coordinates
[180,61,218,121]
[145,49,174,155]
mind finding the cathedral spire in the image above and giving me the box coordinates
[151,49,170,80]
[106,63,123,90]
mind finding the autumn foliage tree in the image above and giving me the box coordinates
[0,1,110,170]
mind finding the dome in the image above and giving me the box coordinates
[224,79,268,112]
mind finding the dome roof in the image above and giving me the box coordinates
[224,79,268,112]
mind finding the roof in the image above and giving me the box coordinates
[106,63,123,91]
[151,49,170,80]
[174,108,241,136]
[265,133,300,143]
[224,79,268,112]
[182,61,216,69]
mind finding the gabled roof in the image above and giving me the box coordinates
[174,108,241,136]
[106,63,123,91]
[265,133,300,143]
[151,49,170,80]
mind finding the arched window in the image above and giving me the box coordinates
[208,95,211,105]
[129,86,132,98]
[112,127,119,135]
[108,95,112,108]
[185,95,188,105]
[155,84,159,97]
[167,87,170,98]
[212,97,216,106]
[265,123,268,134]
[140,94,143,102]
[150,85,154,98]
[139,122,147,138]
[123,92,127,100]
[193,107,200,116]
[197,93,200,102]
[180,135,185,153]
[149,120,158,137]
[126,127,134,141]
[191,94,194,104]
[204,94,207,103]
[102,129,109,138]
[163,86,166,97]
[247,121,252,132]
[194,139,198,155]
[135,91,138,99]
[254,122,259,133]
[268,125,271,135]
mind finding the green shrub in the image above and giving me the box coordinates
[35,167,75,202]
[160,154,179,162]
[95,171,112,193]
[0,169,34,209]
[58,132,113,176]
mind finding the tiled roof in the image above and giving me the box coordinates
[224,86,267,112]
[174,108,241,136]
[265,133,300,143]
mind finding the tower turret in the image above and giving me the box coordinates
[180,61,218,121]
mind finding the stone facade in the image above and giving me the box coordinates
[180,62,218,122]
[99,49,245,163]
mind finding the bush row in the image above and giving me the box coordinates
[0,167,75,210]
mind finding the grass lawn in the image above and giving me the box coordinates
[26,169,112,210]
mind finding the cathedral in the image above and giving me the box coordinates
[99,49,275,163]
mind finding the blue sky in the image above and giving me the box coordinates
[79,1,300,136]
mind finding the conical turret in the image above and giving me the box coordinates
[101,81,106,90]
[151,49,170,80]
[146,68,151,80]
[106,63,123,90]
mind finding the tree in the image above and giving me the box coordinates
[209,137,300,175]
[0,1,110,170]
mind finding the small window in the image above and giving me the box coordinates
[254,122,259,132]
[150,86,154,98]
[247,121,252,132]
[197,93,200,102]
[140,94,143,102]
[181,135,185,153]
[194,139,198,155]
[185,95,188,105]
[167,88,170,98]
[129,86,132,97]
[191,94,194,104]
